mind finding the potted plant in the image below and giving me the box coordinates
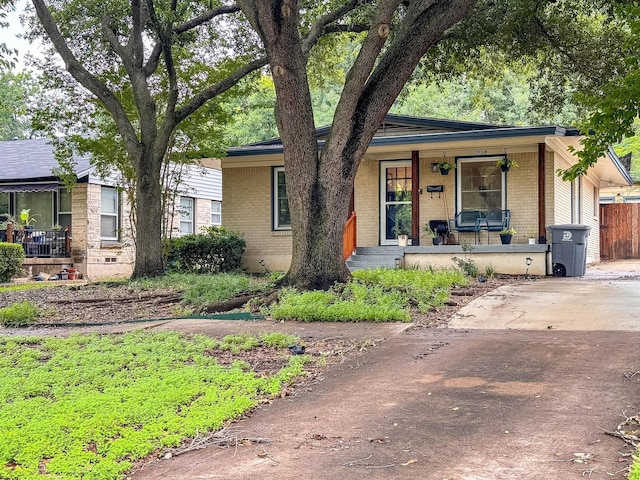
[526,227,537,245]
[19,209,37,230]
[496,157,518,173]
[423,224,441,245]
[499,227,516,244]
[437,161,453,175]
[393,224,410,246]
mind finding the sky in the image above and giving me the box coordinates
[2,0,42,70]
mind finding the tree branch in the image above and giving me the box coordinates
[174,4,241,35]
[322,24,370,34]
[175,56,268,124]
[302,0,367,55]
[31,0,141,160]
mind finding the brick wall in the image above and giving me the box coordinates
[223,166,292,272]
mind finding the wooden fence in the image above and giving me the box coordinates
[600,203,640,260]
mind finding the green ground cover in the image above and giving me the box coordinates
[268,267,467,322]
[0,330,307,480]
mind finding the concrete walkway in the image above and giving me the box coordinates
[131,260,640,480]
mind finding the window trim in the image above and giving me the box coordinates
[272,166,291,231]
[100,186,119,241]
[455,155,506,214]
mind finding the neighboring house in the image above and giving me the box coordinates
[222,115,632,275]
[0,138,222,280]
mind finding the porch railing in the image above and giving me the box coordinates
[343,211,357,260]
[1,224,71,258]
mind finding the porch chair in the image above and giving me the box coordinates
[451,210,484,244]
[483,209,511,243]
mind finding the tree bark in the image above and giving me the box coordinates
[241,0,478,290]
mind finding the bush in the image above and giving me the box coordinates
[165,226,246,274]
[0,300,41,327]
[0,242,25,282]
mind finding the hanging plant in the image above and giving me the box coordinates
[497,157,518,172]
[437,162,453,175]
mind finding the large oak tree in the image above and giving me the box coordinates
[17,0,627,287]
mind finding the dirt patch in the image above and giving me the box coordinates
[0,275,523,328]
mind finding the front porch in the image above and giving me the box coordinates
[2,226,74,276]
[346,244,549,276]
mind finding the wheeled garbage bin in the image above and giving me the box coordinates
[547,224,590,277]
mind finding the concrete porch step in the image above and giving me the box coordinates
[346,246,405,272]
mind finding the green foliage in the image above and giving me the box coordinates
[0,70,36,140]
[452,257,480,278]
[165,227,246,274]
[131,272,252,308]
[260,332,299,349]
[0,301,42,327]
[0,242,25,282]
[269,268,467,321]
[0,331,309,479]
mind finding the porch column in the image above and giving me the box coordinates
[411,150,420,245]
[538,143,546,238]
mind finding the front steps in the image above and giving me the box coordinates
[346,246,406,271]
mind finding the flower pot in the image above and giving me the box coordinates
[397,235,409,247]
[528,238,536,245]
[500,233,512,245]
[439,167,450,175]
[68,272,77,280]
[500,164,509,173]
[432,237,441,245]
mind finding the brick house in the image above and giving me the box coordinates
[0,138,222,280]
[222,115,632,275]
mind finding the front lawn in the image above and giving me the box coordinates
[0,330,308,480]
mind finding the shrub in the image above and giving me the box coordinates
[0,300,42,327]
[0,242,25,282]
[165,226,246,274]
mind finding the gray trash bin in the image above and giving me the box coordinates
[547,224,590,277]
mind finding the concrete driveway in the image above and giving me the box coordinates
[450,259,640,330]
[131,260,640,480]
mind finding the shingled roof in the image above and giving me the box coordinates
[0,138,92,182]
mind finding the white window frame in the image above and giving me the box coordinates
[456,156,506,214]
[211,200,221,225]
[273,167,291,230]
[179,197,194,234]
[100,187,119,241]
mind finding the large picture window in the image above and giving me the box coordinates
[273,167,291,230]
[16,191,54,229]
[100,187,119,240]
[456,157,505,213]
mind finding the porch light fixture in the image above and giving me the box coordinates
[431,163,439,173]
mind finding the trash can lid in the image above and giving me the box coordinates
[546,224,591,231]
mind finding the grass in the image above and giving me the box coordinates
[130,273,257,307]
[268,267,467,322]
[0,330,309,480]
[0,301,43,327]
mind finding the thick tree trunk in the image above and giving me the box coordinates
[131,150,164,278]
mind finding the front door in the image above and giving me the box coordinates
[380,161,412,245]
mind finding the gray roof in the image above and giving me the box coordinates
[0,138,93,182]
[227,114,580,157]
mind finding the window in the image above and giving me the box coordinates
[100,187,119,240]
[211,200,221,225]
[179,197,194,234]
[456,157,505,213]
[273,167,291,230]
[57,188,72,233]
[0,193,8,219]
[15,191,54,229]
